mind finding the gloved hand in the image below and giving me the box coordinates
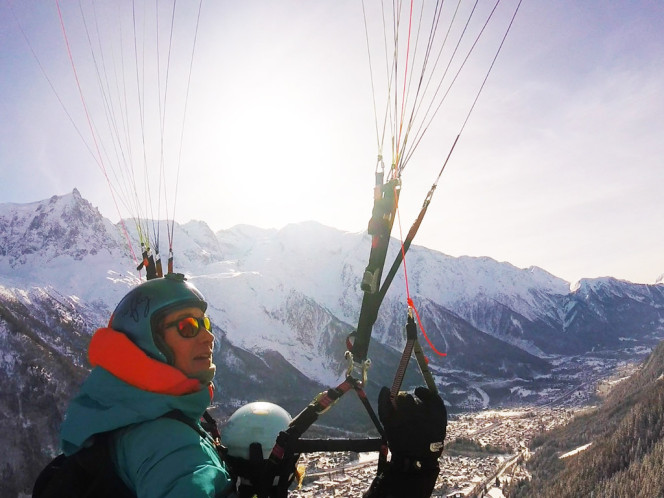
[363,386,447,498]
[225,442,300,498]
[378,386,447,468]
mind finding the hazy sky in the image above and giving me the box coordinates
[1,1,663,285]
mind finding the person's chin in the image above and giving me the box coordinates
[188,361,216,384]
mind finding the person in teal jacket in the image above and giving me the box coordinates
[60,273,233,497]
[59,273,447,497]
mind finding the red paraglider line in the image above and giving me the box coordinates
[394,188,446,357]
[408,297,446,357]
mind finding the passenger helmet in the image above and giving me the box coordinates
[222,402,292,460]
[109,273,207,363]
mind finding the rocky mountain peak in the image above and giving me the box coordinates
[0,189,123,269]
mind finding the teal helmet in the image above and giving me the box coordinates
[222,402,292,460]
[109,273,207,363]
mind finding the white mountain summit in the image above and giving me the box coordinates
[2,189,664,497]
[1,189,663,399]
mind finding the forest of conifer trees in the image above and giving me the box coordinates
[508,342,664,497]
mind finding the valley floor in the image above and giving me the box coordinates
[287,354,644,496]
[289,406,575,497]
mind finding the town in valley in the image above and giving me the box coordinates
[289,359,638,497]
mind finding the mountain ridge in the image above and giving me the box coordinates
[2,189,664,496]
[2,189,664,386]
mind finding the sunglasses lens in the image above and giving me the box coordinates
[177,317,198,337]
[176,316,212,338]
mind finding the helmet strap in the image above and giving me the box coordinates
[152,332,176,366]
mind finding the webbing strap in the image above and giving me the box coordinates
[163,409,222,449]
[390,312,418,401]
[255,375,387,497]
[378,187,433,307]
[294,438,382,453]
[155,257,164,278]
[352,177,400,362]
[263,376,386,460]
[390,311,440,400]
[167,250,174,274]
[413,336,438,393]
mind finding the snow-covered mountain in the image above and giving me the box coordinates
[3,189,664,389]
[2,189,664,496]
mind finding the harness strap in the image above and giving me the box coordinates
[163,409,227,456]
[413,336,438,393]
[155,256,164,278]
[167,249,174,274]
[390,311,418,402]
[256,375,389,497]
[352,177,400,363]
[202,410,222,443]
[390,310,440,400]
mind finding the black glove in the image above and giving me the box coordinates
[364,386,447,498]
[225,440,300,498]
[379,386,447,467]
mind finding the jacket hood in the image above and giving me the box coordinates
[60,328,213,455]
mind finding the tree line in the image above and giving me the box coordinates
[507,341,664,497]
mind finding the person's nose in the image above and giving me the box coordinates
[199,326,214,345]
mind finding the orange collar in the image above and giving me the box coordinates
[89,327,205,396]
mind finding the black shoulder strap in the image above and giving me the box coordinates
[163,410,228,458]
[34,411,224,498]
[32,432,135,498]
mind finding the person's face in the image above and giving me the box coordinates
[159,306,214,378]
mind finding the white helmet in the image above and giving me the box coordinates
[222,402,292,460]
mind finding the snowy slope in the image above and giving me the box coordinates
[3,189,664,497]
[2,189,664,389]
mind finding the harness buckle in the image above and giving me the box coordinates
[344,352,371,386]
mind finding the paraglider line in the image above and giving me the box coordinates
[55,0,138,267]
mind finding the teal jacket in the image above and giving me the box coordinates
[60,328,233,497]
